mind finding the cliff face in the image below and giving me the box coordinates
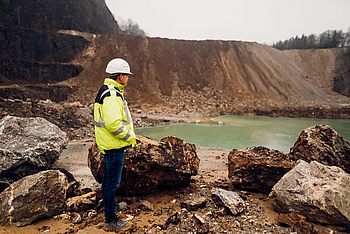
[0,0,120,34]
[0,27,88,83]
[0,0,120,84]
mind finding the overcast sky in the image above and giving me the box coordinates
[105,0,350,44]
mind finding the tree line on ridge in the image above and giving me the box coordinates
[272,28,350,50]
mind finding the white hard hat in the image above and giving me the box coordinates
[105,58,133,75]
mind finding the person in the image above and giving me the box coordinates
[93,58,136,230]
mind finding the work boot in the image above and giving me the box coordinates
[104,219,128,231]
[115,219,128,228]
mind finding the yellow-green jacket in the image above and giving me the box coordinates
[93,78,136,154]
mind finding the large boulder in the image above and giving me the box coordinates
[228,146,295,193]
[0,170,69,226]
[0,116,69,191]
[269,160,350,225]
[88,143,104,184]
[289,125,350,173]
[88,135,200,195]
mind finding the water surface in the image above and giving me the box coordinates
[136,115,350,153]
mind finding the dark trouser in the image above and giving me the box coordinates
[102,148,125,223]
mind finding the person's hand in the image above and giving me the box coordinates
[129,132,137,147]
[131,139,136,147]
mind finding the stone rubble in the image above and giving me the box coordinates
[0,118,349,233]
[0,116,69,192]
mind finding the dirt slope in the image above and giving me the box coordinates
[1,0,349,117]
[284,48,350,101]
[66,33,350,113]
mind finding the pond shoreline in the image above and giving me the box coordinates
[135,115,350,153]
[132,104,350,129]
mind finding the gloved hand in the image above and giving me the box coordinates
[128,132,137,147]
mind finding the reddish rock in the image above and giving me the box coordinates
[87,143,103,184]
[228,146,295,193]
[289,125,350,173]
[88,135,200,195]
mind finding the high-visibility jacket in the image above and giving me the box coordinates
[93,78,136,154]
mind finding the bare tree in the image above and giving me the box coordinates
[118,18,146,36]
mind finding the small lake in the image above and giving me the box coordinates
[135,115,350,153]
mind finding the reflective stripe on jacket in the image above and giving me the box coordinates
[94,78,136,154]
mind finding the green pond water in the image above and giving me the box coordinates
[135,115,350,153]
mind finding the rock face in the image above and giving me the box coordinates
[0,170,69,226]
[0,28,88,83]
[289,125,350,173]
[1,0,120,84]
[269,160,350,225]
[228,146,295,193]
[88,135,200,195]
[0,116,69,191]
[0,178,11,192]
[0,0,120,34]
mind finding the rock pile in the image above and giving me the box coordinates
[1,117,350,233]
[0,95,93,139]
[226,124,350,231]
[0,116,79,227]
[0,116,69,192]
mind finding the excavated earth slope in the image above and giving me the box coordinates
[66,33,350,115]
[1,0,349,118]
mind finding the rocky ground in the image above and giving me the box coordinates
[1,94,350,142]
[0,139,347,234]
[0,92,349,234]
[1,2,349,232]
